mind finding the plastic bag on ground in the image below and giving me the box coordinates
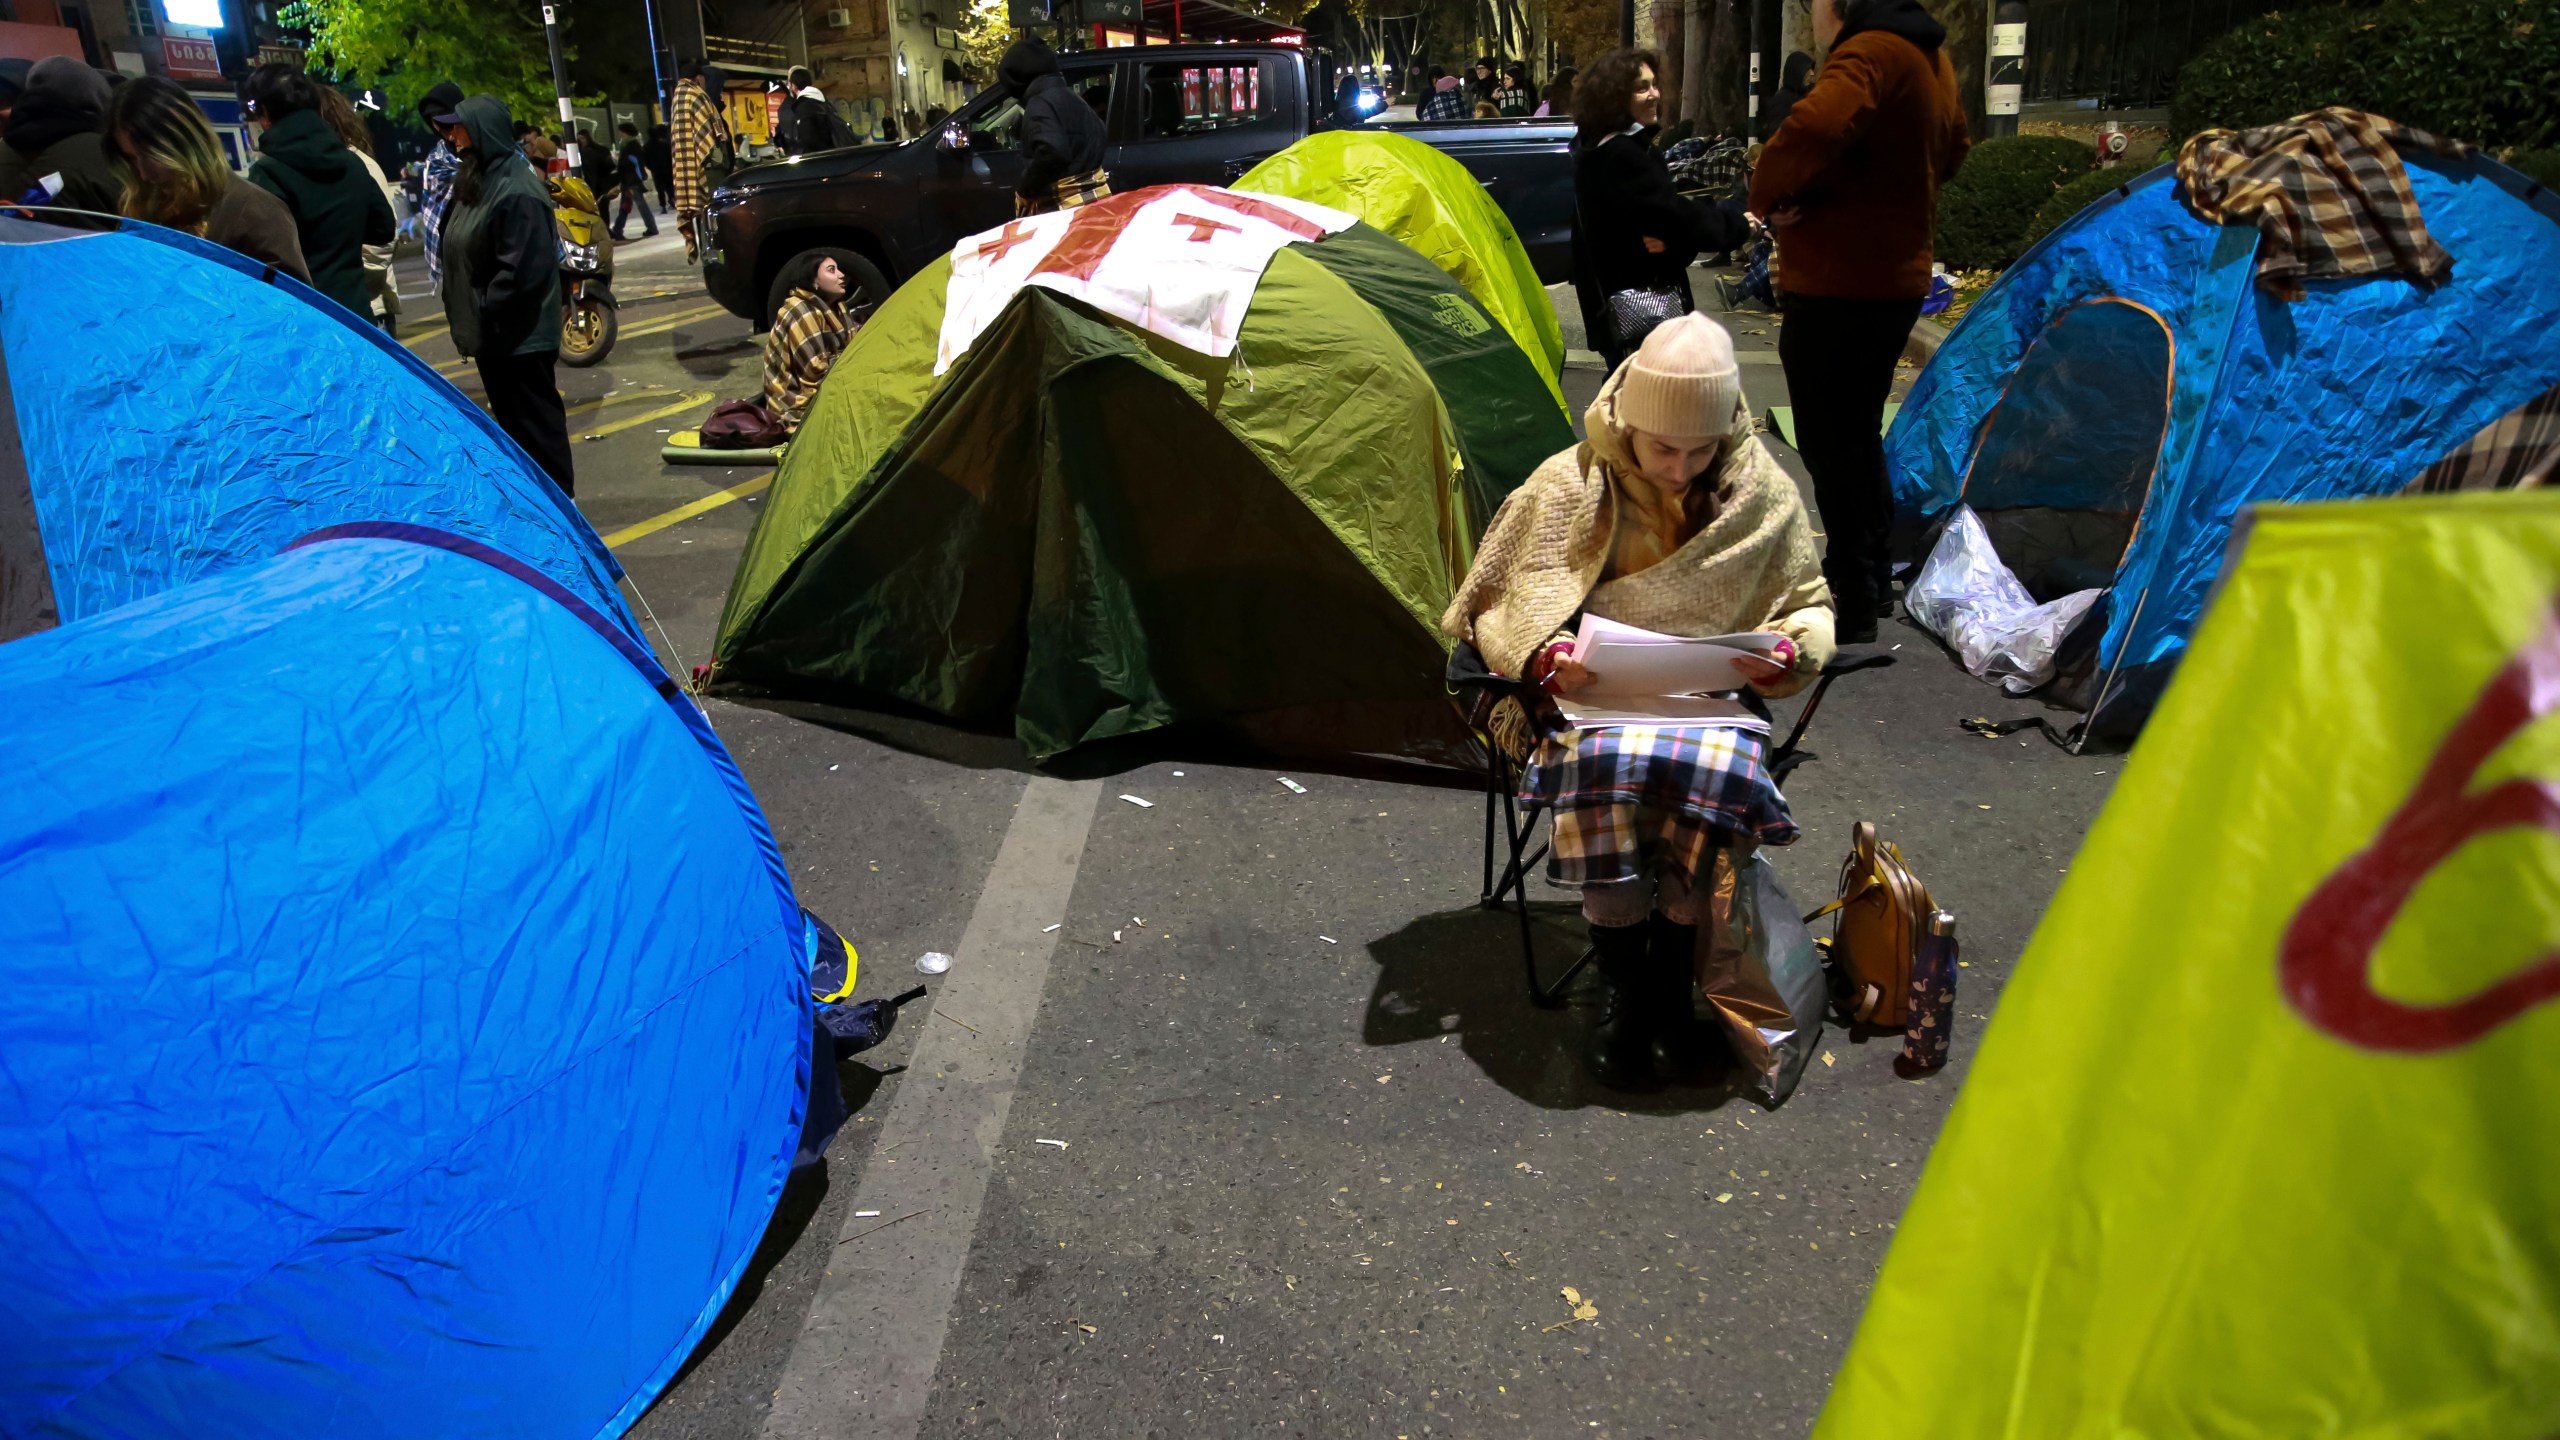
[1700,844,1826,1107]
[1905,505,2104,693]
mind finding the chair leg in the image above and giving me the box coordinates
[1480,751,1500,904]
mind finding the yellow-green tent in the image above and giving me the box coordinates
[1817,489,2560,1436]
[1238,131,1566,410]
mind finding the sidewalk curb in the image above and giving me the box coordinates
[1905,316,1949,368]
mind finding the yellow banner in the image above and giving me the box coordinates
[1818,491,2560,1437]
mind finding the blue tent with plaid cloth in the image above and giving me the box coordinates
[1887,151,2560,734]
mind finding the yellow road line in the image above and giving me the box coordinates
[602,474,773,549]
[578,391,711,441]
[566,387,682,417]
[402,323,452,347]
[615,302,736,341]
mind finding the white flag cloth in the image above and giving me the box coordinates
[934,184,1357,374]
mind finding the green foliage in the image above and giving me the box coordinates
[282,0,560,132]
[2508,148,2560,187]
[2169,0,2560,150]
[2020,167,2134,251]
[1934,135,2093,271]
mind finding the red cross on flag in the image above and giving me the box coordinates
[935,184,1357,373]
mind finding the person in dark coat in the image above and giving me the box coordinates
[1762,51,1815,136]
[242,63,394,318]
[646,122,674,209]
[438,95,573,496]
[1571,48,1750,372]
[106,75,308,282]
[0,57,120,217]
[998,36,1106,215]
[775,66,850,157]
[611,121,657,238]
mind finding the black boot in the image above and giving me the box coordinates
[1645,916,1724,1083]
[1583,921,1660,1091]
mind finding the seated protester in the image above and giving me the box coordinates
[1441,314,1835,1092]
[761,250,858,434]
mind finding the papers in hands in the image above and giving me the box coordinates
[1557,615,1785,732]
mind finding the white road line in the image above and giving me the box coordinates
[758,776,1104,1440]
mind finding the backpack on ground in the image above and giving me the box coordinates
[1805,821,1936,1028]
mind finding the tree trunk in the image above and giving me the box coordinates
[1653,0,1681,121]
[1929,0,1987,141]
[1680,0,1710,128]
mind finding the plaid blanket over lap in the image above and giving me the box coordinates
[2175,107,2470,301]
[1521,723,1797,889]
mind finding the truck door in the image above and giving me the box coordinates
[1110,56,1298,192]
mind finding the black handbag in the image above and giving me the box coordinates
[1605,284,1688,354]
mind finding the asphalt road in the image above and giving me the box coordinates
[403,243,2116,1440]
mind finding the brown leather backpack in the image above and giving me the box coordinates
[1805,822,1936,1028]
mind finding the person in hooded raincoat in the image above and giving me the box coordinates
[0,57,119,218]
[1762,51,1815,135]
[242,63,394,318]
[1441,314,1835,1093]
[999,35,1107,216]
[439,95,573,497]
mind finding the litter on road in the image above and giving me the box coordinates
[915,951,954,975]
[1119,794,1154,808]
[1035,1138,1069,1149]
[1278,777,1307,793]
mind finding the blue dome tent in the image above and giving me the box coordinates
[1888,151,2560,734]
[0,530,810,1439]
[0,213,829,1436]
[0,211,632,645]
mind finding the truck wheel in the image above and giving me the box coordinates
[761,248,889,333]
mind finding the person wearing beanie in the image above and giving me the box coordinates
[1442,313,1836,1093]
[1750,0,1969,637]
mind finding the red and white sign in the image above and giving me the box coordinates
[161,35,220,79]
[937,185,1355,372]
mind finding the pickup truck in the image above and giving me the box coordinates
[701,44,1576,326]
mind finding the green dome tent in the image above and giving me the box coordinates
[707,185,1573,762]
[1237,131,1567,409]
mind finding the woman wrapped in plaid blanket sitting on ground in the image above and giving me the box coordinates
[1443,314,1836,1091]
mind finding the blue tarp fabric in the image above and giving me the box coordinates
[0,214,637,641]
[1888,153,2560,729]
[0,533,806,1440]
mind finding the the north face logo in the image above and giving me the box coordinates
[1431,293,1491,337]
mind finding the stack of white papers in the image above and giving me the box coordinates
[1554,615,1787,732]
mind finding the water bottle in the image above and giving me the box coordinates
[1901,910,1957,1072]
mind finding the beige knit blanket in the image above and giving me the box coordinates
[1442,366,1836,699]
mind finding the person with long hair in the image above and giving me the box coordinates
[104,76,307,281]
[1571,48,1747,371]
[242,62,393,318]
[313,84,404,332]
[1537,65,1575,118]
[760,248,858,434]
[439,95,573,496]
[1493,61,1535,116]
[1749,0,1967,637]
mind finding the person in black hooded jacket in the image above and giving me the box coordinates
[439,95,573,497]
[1571,48,1749,372]
[242,63,393,317]
[998,36,1106,215]
[0,57,120,220]
[1762,51,1815,137]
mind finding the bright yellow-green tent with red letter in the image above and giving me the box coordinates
[1818,490,2560,1437]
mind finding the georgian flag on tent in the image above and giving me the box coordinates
[935,184,1357,373]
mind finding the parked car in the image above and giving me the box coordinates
[699,44,1575,328]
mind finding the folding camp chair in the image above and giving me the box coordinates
[1451,645,1895,1008]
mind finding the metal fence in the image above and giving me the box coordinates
[2021,0,2283,111]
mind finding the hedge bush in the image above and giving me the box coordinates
[2019,167,2137,252]
[2510,148,2560,187]
[2171,0,2560,150]
[1935,136,2094,270]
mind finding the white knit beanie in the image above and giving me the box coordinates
[1615,313,1741,439]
